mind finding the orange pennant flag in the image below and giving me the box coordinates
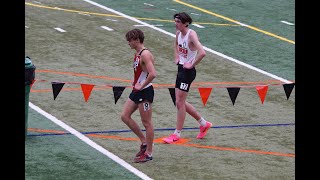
[256,85,268,104]
[80,84,95,102]
[198,88,212,106]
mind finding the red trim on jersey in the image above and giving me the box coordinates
[133,54,142,88]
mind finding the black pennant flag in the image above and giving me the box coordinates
[113,86,126,104]
[168,88,176,106]
[283,83,295,100]
[51,82,65,100]
[227,87,241,106]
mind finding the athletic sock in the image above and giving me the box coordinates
[174,129,181,137]
[198,117,207,126]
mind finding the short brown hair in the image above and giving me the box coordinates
[125,29,144,43]
[174,12,192,26]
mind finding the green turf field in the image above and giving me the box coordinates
[25,0,295,179]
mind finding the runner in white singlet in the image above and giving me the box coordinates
[162,12,213,144]
[177,29,197,65]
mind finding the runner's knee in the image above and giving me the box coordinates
[120,113,130,123]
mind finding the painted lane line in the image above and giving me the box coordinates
[174,0,294,44]
[191,13,201,16]
[237,22,249,27]
[134,24,163,27]
[101,26,114,31]
[106,18,118,22]
[78,12,91,16]
[144,3,154,7]
[54,27,66,32]
[281,21,294,26]
[166,7,177,11]
[28,123,295,137]
[29,102,153,180]
[192,23,205,28]
[54,7,62,10]
[82,0,292,84]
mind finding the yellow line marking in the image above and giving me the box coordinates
[174,0,295,44]
[25,2,237,26]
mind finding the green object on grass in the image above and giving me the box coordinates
[25,56,36,140]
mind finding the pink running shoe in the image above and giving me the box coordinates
[162,134,180,144]
[196,121,213,139]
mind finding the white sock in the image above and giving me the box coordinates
[198,117,207,126]
[174,129,181,137]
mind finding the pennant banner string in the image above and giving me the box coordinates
[32,79,295,89]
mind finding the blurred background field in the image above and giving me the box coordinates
[25,0,295,179]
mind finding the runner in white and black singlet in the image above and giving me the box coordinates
[163,12,213,144]
[176,28,197,92]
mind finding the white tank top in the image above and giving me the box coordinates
[177,29,197,65]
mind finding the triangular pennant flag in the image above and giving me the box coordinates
[256,85,268,104]
[283,83,295,100]
[168,88,176,106]
[113,86,126,104]
[51,82,65,100]
[80,84,95,102]
[227,87,240,106]
[198,88,212,106]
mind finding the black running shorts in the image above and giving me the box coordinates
[129,85,154,104]
[175,64,196,92]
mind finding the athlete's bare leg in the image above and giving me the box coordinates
[120,99,146,144]
[175,88,188,130]
[138,100,154,155]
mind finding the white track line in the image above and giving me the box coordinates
[82,0,292,83]
[29,102,153,180]
[101,26,114,31]
[190,12,201,16]
[192,23,205,28]
[281,20,294,26]
[134,24,163,27]
[106,18,118,22]
[54,27,66,32]
[166,8,177,11]
[144,3,154,7]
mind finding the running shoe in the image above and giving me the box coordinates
[135,144,147,157]
[162,134,180,144]
[134,153,153,163]
[196,121,213,139]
